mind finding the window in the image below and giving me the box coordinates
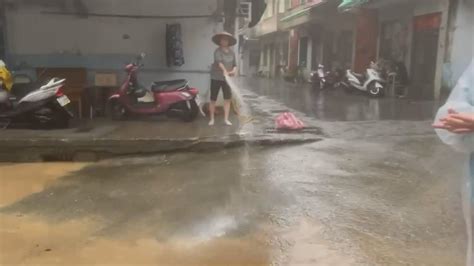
[278,0,286,13]
[238,2,252,21]
[298,37,308,67]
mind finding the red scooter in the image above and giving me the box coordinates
[107,53,199,122]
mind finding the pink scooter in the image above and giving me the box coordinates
[107,53,199,122]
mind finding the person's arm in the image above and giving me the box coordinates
[435,111,474,133]
[228,67,237,77]
[215,50,229,76]
[219,63,229,76]
[434,59,474,153]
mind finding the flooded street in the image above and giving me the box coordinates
[1,0,471,264]
[0,79,467,266]
[241,78,442,122]
[0,132,466,265]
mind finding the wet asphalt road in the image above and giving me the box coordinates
[0,78,466,265]
[243,78,441,122]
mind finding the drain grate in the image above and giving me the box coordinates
[270,109,290,114]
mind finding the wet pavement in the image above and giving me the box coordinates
[0,78,467,265]
[0,116,240,141]
[240,77,441,122]
[0,137,465,265]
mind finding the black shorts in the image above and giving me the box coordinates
[210,79,232,101]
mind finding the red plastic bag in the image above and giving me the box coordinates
[275,112,305,130]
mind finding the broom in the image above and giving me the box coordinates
[225,76,254,124]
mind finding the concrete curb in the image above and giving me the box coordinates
[0,135,322,162]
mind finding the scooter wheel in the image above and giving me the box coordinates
[31,107,54,129]
[368,82,384,97]
[53,112,70,129]
[181,100,199,122]
[31,107,70,129]
[107,100,126,120]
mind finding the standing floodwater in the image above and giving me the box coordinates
[0,132,465,265]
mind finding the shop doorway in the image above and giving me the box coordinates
[337,30,354,70]
[323,30,334,69]
[354,9,378,73]
[298,37,309,67]
[411,13,441,100]
[269,44,275,77]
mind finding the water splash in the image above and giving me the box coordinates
[226,76,255,137]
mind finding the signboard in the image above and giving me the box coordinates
[414,12,441,31]
[94,72,117,87]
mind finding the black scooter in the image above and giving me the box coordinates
[310,64,344,90]
[0,78,74,129]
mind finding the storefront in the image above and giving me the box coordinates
[339,0,450,100]
[411,12,442,99]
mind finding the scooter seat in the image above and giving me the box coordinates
[350,71,365,79]
[151,79,188,92]
[351,71,365,81]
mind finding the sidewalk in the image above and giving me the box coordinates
[0,83,323,162]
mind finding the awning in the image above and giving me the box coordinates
[279,0,327,29]
[280,6,312,22]
[338,0,370,12]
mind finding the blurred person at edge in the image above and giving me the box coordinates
[433,58,474,266]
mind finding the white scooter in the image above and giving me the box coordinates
[341,62,385,97]
[0,78,74,129]
[310,64,327,90]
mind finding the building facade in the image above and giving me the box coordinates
[243,0,357,81]
[444,0,473,90]
[1,0,249,97]
[349,0,472,99]
[245,0,471,100]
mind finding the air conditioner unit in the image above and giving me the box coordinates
[238,2,252,20]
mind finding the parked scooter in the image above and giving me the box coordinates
[310,65,345,90]
[310,64,327,90]
[340,62,385,97]
[0,77,74,129]
[107,53,199,122]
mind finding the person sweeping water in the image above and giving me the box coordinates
[208,32,237,126]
